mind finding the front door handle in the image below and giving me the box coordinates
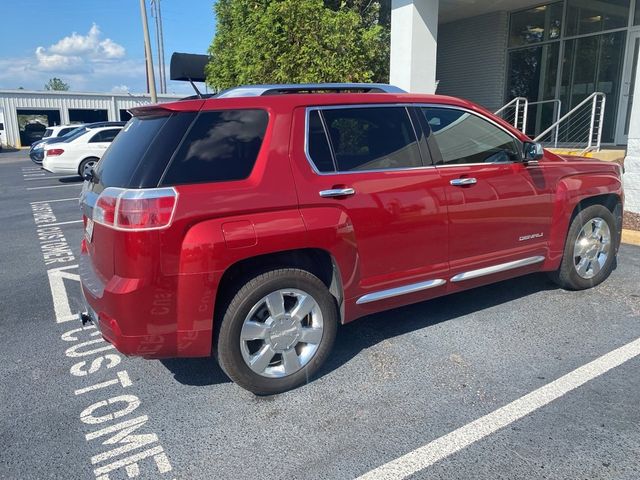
[319,187,356,198]
[450,178,477,186]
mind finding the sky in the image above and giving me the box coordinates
[0,0,216,95]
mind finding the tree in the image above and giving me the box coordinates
[45,78,70,91]
[206,0,390,90]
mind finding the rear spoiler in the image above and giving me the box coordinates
[129,100,206,118]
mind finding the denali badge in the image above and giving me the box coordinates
[519,233,544,241]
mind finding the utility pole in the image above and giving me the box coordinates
[139,0,157,102]
[151,0,166,93]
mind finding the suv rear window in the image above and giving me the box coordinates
[161,109,269,185]
[94,113,196,190]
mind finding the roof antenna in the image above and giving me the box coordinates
[188,78,203,99]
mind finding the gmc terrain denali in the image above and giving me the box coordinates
[80,84,623,394]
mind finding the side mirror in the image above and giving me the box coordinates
[523,142,544,162]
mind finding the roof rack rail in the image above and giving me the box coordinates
[216,83,406,98]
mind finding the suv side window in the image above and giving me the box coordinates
[162,109,268,185]
[308,107,423,172]
[421,107,520,165]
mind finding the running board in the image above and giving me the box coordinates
[450,256,545,282]
[356,279,446,305]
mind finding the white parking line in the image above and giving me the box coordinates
[39,219,83,227]
[31,197,79,204]
[356,336,640,480]
[24,175,76,181]
[27,184,83,191]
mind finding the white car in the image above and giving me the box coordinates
[43,126,123,176]
[42,124,82,140]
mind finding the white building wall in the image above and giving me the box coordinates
[624,55,640,214]
[390,0,439,94]
[0,90,181,147]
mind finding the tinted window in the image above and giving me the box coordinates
[421,108,520,165]
[100,129,121,143]
[0,123,4,130]
[162,109,269,185]
[320,107,422,172]
[64,127,88,142]
[43,129,53,138]
[94,113,196,190]
[59,127,76,136]
[307,110,335,172]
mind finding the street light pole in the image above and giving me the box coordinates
[139,0,157,103]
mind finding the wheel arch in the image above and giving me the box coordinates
[546,173,623,270]
[214,248,345,327]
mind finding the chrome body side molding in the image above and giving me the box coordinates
[356,279,446,305]
[450,256,545,282]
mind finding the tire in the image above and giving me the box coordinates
[549,204,618,290]
[215,268,338,395]
[78,157,99,177]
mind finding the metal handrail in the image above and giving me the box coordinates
[528,99,562,147]
[495,97,528,132]
[533,92,606,153]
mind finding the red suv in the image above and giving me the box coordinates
[80,83,623,394]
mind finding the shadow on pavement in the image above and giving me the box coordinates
[161,272,557,388]
[58,176,83,183]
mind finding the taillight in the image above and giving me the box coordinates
[47,149,64,156]
[93,187,178,231]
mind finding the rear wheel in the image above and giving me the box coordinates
[78,157,99,178]
[549,204,618,290]
[215,268,338,395]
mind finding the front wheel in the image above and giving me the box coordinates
[215,269,338,395]
[549,204,618,290]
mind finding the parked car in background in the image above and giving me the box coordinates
[30,122,126,164]
[43,125,123,176]
[79,83,623,395]
[0,120,5,151]
[20,121,47,146]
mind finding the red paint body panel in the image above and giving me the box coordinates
[81,92,624,359]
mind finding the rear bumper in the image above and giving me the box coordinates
[80,248,212,359]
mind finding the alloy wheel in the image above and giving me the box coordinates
[239,289,324,378]
[573,217,611,279]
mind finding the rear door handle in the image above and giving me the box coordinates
[319,188,356,198]
[450,178,477,186]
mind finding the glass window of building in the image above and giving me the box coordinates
[560,31,626,142]
[566,0,630,36]
[509,3,563,47]
[636,0,640,24]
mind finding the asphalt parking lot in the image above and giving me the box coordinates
[1,149,639,480]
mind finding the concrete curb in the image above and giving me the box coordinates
[622,229,640,246]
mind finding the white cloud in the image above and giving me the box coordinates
[111,84,130,93]
[0,24,196,94]
[33,23,126,73]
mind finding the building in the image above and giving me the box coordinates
[0,90,182,148]
[390,0,640,211]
